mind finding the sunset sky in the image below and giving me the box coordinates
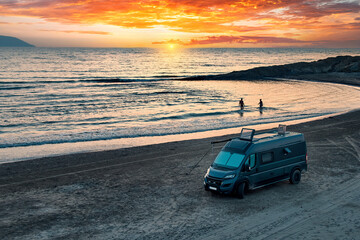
[0,0,360,47]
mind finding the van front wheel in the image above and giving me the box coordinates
[236,182,245,199]
[290,169,301,184]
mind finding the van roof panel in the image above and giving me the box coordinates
[253,131,303,143]
[223,131,305,154]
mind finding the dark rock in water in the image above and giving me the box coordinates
[184,56,360,80]
[0,35,35,47]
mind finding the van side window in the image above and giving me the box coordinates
[249,154,256,169]
[243,154,256,171]
[283,147,292,156]
[262,152,273,164]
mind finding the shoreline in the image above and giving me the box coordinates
[1,105,358,164]
[1,107,359,184]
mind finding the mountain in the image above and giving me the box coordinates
[0,35,35,47]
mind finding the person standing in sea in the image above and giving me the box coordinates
[239,98,244,110]
[259,99,263,108]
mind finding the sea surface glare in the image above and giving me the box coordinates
[1,48,360,162]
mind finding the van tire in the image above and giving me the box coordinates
[236,182,245,199]
[290,169,301,184]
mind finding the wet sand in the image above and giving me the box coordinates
[283,72,360,87]
[1,103,360,239]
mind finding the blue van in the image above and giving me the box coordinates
[204,126,307,198]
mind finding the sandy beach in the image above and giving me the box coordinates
[1,97,360,239]
[2,0,360,237]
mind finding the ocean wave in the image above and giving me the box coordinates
[0,80,77,84]
[0,116,116,128]
[0,75,196,86]
[0,86,37,90]
[146,110,240,121]
[0,78,159,85]
[1,75,193,85]
[134,90,190,96]
[82,74,192,82]
[202,64,227,67]
[81,77,165,83]
[152,75,182,78]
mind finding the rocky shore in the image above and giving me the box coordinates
[184,55,360,86]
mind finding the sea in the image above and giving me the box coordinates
[1,47,360,163]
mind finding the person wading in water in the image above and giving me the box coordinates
[239,98,244,110]
[258,99,264,114]
[259,99,263,108]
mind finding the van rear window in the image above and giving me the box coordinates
[214,151,245,169]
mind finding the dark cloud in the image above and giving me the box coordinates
[40,29,111,35]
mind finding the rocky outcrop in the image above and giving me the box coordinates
[184,56,360,81]
[0,35,35,47]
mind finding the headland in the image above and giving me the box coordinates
[0,35,35,47]
[184,55,360,86]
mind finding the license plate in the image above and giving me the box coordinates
[209,186,217,191]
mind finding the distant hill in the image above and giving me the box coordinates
[0,35,35,47]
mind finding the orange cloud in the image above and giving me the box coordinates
[1,0,359,31]
[1,0,359,46]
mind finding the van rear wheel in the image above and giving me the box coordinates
[236,182,245,199]
[290,169,301,184]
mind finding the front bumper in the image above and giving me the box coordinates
[204,176,235,194]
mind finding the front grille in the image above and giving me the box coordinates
[207,176,222,186]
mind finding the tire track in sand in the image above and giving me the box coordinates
[196,174,360,240]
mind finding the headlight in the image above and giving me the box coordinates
[204,168,210,178]
[224,174,236,179]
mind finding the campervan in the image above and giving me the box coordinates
[204,126,307,198]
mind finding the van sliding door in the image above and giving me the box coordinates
[254,151,285,186]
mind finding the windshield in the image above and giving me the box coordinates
[213,151,246,169]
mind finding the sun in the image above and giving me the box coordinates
[168,44,175,49]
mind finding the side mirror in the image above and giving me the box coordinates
[245,162,250,172]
